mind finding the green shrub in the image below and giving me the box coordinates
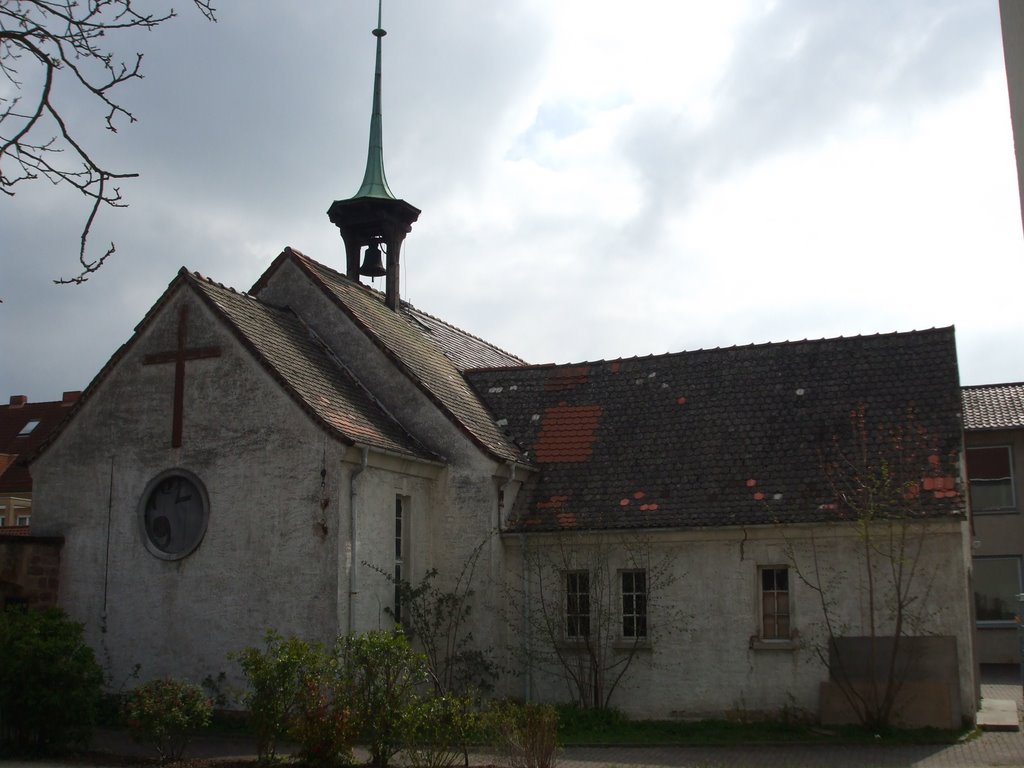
[486,701,559,768]
[403,692,479,768]
[0,607,105,754]
[288,662,357,768]
[232,630,323,762]
[342,629,428,768]
[123,678,213,761]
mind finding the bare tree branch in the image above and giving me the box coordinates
[0,0,216,284]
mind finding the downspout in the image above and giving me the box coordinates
[348,445,370,635]
[521,532,532,702]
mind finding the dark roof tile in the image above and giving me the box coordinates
[962,382,1024,430]
[469,328,963,532]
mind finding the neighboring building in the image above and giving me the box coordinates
[963,382,1024,664]
[27,11,977,727]
[0,392,79,531]
[1000,0,1024,233]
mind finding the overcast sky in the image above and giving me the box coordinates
[3,0,1022,402]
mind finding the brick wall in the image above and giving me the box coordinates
[0,535,63,608]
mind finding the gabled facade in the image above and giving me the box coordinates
[963,382,1024,664]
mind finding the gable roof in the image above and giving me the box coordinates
[0,394,78,493]
[468,328,964,533]
[185,272,438,461]
[252,249,526,465]
[962,382,1024,431]
[33,271,439,465]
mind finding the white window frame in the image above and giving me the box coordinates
[620,569,648,640]
[760,565,791,641]
[15,514,30,527]
[564,570,590,640]
[967,445,1017,514]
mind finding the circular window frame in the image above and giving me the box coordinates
[137,468,210,561]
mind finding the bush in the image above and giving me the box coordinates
[123,678,213,761]
[403,693,479,768]
[0,607,105,754]
[342,629,428,768]
[486,701,559,768]
[232,630,323,762]
[288,659,357,768]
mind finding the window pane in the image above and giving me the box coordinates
[975,557,1021,622]
[761,566,790,640]
[968,447,1015,511]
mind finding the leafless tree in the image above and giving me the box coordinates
[507,530,683,709]
[787,404,961,730]
[1,0,216,284]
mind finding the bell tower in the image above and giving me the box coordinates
[328,0,420,311]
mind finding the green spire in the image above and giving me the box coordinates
[354,0,395,199]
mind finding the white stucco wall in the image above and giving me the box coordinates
[30,274,513,692]
[32,290,350,687]
[503,519,975,723]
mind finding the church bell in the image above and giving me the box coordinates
[359,243,387,277]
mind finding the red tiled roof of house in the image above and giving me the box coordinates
[468,328,964,532]
[0,393,79,493]
[962,382,1024,430]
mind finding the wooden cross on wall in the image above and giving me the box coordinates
[143,305,221,448]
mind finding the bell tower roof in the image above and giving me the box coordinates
[328,0,420,311]
[353,0,394,200]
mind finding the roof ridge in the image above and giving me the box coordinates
[468,327,956,373]
[962,381,1024,390]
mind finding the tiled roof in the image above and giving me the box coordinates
[405,307,524,371]
[186,272,437,461]
[468,328,964,532]
[264,250,525,464]
[0,396,78,493]
[962,383,1024,430]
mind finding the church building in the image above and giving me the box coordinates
[29,8,976,727]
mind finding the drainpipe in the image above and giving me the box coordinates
[348,446,369,635]
[521,532,532,702]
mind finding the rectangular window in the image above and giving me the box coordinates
[565,571,590,639]
[967,446,1016,512]
[394,496,405,621]
[975,556,1022,625]
[621,570,647,639]
[761,567,790,640]
[15,515,29,527]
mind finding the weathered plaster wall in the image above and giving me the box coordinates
[504,520,975,723]
[256,262,515,649]
[31,291,347,687]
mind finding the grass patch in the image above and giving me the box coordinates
[554,705,973,746]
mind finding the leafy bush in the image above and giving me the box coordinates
[342,629,429,768]
[288,661,357,768]
[232,630,323,762]
[403,692,480,768]
[486,701,559,768]
[0,607,105,754]
[123,678,213,761]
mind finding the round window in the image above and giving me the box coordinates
[138,470,210,560]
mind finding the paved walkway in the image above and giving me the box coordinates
[10,668,1024,768]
